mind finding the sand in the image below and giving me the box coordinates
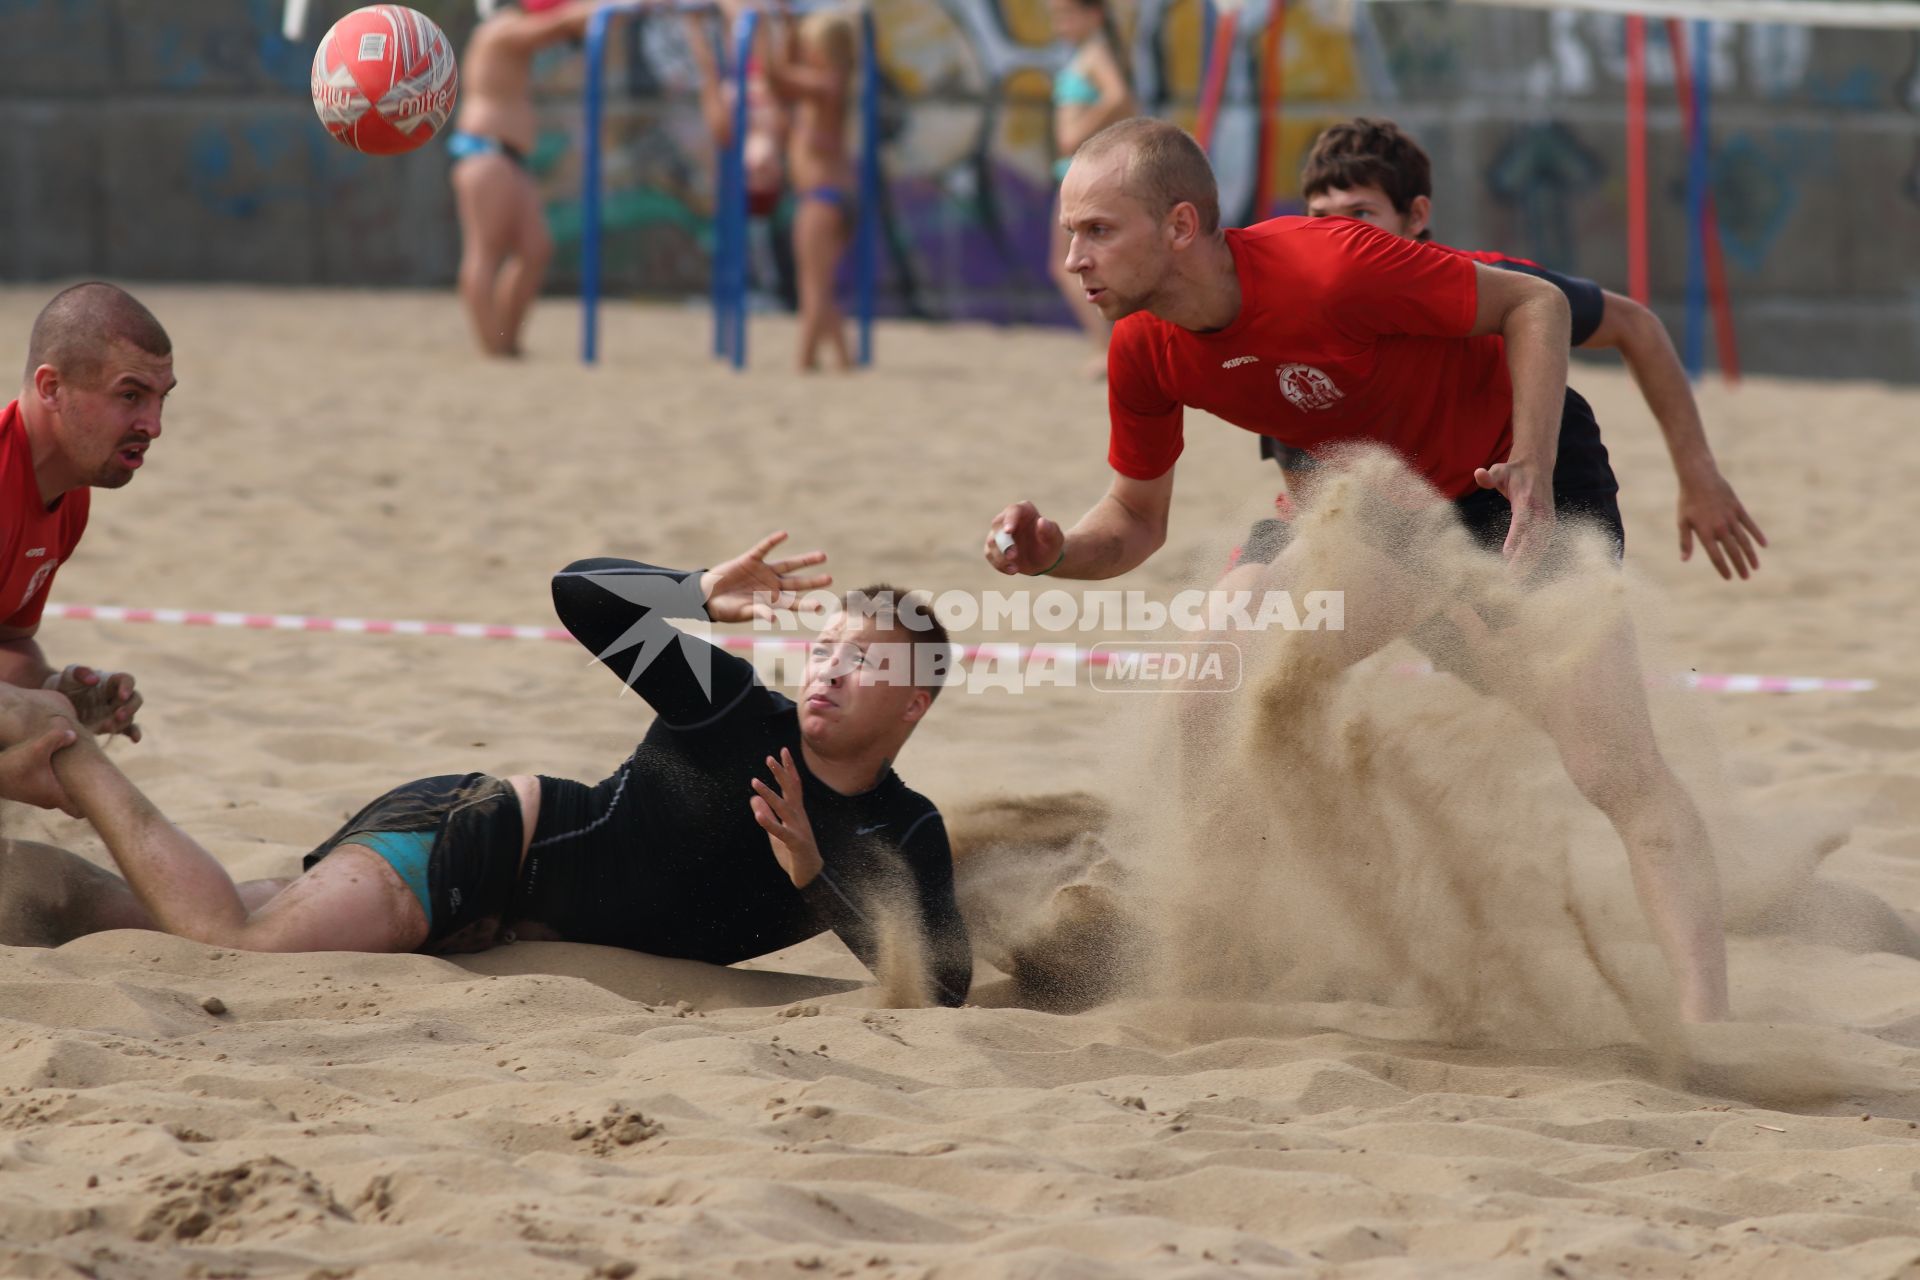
[3,286,1920,1278]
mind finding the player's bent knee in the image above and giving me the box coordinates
[1562,745,1668,817]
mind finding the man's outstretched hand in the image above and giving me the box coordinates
[1678,471,1767,581]
[700,532,834,624]
[45,665,142,742]
[751,748,823,888]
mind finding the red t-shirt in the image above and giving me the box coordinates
[1107,216,1515,499]
[0,399,90,632]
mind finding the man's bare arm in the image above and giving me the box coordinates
[1468,264,1570,568]
[1584,290,1766,579]
[0,632,55,689]
[986,469,1174,580]
[497,0,622,52]
[0,632,142,739]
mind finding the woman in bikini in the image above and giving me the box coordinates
[766,7,860,372]
[1046,0,1138,379]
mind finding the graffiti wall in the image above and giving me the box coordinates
[2,0,1918,379]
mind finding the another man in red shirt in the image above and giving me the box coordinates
[2,283,165,747]
[1293,117,1764,581]
[984,118,1728,1021]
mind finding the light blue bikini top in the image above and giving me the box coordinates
[1054,61,1100,107]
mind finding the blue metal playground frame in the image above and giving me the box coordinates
[579,2,881,369]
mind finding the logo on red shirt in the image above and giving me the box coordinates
[16,561,55,614]
[1276,364,1345,412]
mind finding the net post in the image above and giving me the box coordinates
[1253,0,1285,219]
[856,6,880,366]
[284,0,312,42]
[1676,18,1707,378]
[1194,6,1237,154]
[1624,14,1649,305]
[581,5,615,365]
[723,7,758,370]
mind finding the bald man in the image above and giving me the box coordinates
[1,282,163,746]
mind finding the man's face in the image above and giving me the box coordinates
[1059,153,1177,323]
[799,612,931,755]
[1305,183,1429,240]
[44,339,174,490]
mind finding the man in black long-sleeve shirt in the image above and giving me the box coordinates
[0,533,972,1007]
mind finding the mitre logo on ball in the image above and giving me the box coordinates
[310,5,458,156]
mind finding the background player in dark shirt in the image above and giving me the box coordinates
[1292,118,1764,582]
[0,533,971,1007]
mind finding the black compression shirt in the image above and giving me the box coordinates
[518,558,972,1007]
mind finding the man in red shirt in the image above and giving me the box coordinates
[2,283,165,751]
[984,118,1728,1021]
[1294,117,1764,581]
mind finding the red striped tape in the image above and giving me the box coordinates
[42,603,1875,693]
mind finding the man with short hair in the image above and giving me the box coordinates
[1295,118,1764,581]
[0,534,971,1007]
[984,117,1728,1021]
[2,282,161,744]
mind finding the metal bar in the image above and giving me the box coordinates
[1253,0,1285,219]
[1624,13,1648,305]
[581,5,616,365]
[1194,9,1238,152]
[856,7,881,366]
[1671,17,1706,378]
[701,13,728,359]
[724,8,759,370]
[1361,0,1920,29]
[1695,24,1740,381]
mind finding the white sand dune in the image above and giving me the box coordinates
[3,288,1919,1277]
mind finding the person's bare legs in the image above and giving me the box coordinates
[793,195,851,372]
[490,168,553,357]
[1049,194,1110,379]
[46,736,429,953]
[452,154,524,358]
[1489,620,1730,1021]
[1239,481,1728,1022]
[0,838,289,947]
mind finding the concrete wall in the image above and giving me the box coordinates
[3,0,1917,380]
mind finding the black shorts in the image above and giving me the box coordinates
[303,773,526,953]
[1243,386,1623,568]
[1452,486,1624,562]
[1451,385,1623,565]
